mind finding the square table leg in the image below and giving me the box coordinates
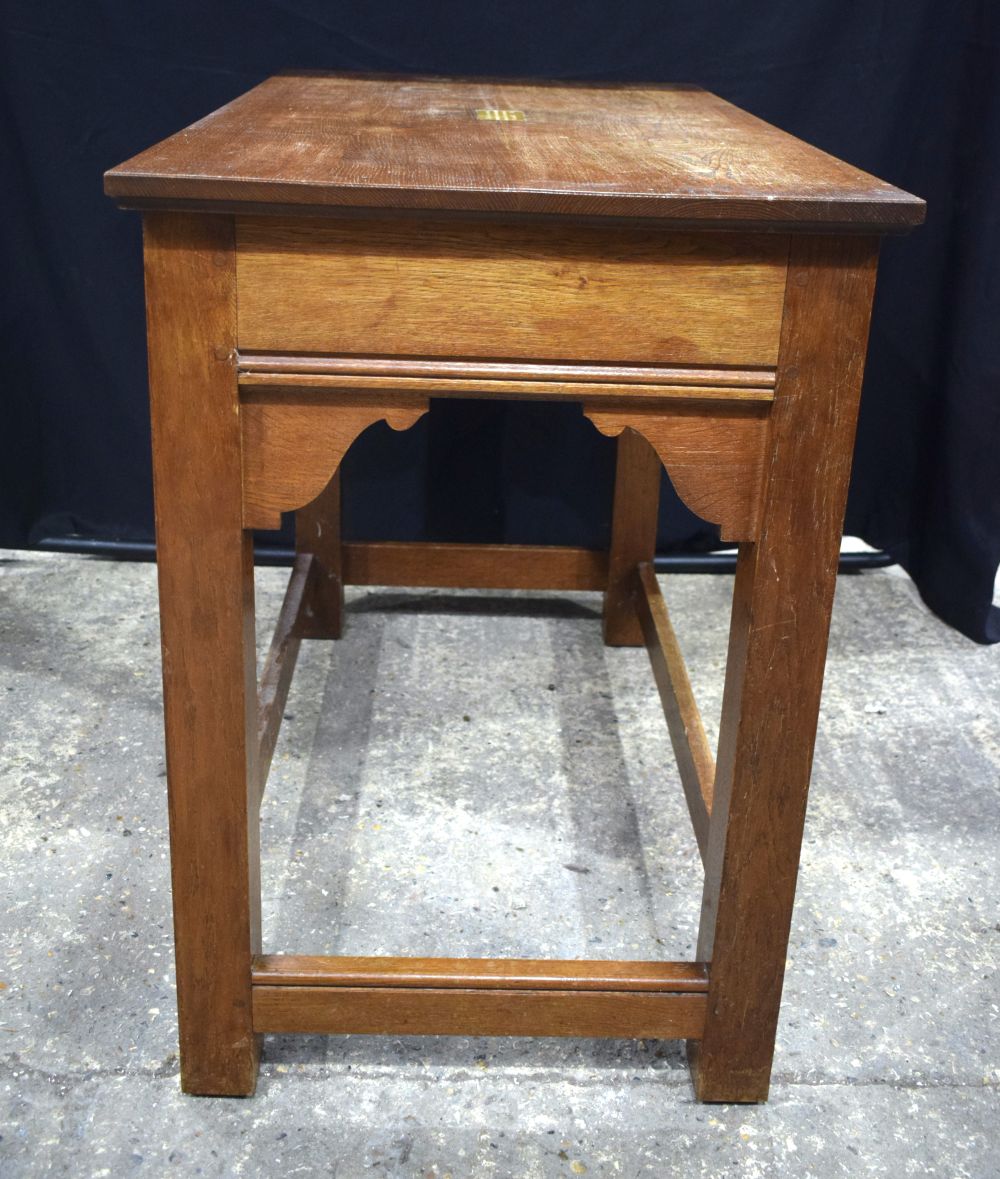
[296,470,344,639]
[604,428,661,646]
[144,213,262,1096]
[690,235,879,1102]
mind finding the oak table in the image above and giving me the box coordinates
[105,73,924,1102]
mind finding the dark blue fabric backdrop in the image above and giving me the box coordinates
[1,2,997,641]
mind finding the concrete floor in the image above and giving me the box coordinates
[0,550,997,1177]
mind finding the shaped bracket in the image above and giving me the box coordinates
[241,392,429,530]
[584,402,771,541]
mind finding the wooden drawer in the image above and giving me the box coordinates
[235,217,788,367]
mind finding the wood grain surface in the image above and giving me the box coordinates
[238,353,777,392]
[252,987,708,1040]
[105,73,925,230]
[241,388,770,539]
[295,470,344,640]
[237,372,776,404]
[689,235,880,1103]
[241,392,429,530]
[252,955,709,991]
[340,541,608,591]
[143,213,261,1096]
[235,218,788,366]
[603,429,661,646]
[584,402,770,541]
[636,562,714,862]
[256,552,313,801]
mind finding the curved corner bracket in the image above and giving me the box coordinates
[584,404,770,542]
[241,396,429,529]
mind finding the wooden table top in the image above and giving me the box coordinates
[105,72,923,232]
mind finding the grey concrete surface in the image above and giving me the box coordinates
[0,550,997,1177]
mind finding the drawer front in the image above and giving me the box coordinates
[236,218,788,367]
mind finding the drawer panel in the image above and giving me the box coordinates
[236,218,788,367]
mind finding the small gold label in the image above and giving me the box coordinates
[474,108,525,122]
